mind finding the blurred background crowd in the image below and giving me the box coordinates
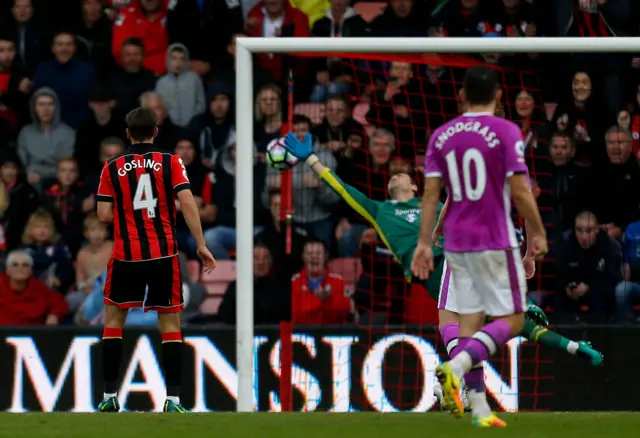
[1,0,640,328]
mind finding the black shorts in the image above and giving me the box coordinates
[104,255,183,313]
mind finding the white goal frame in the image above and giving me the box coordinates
[234,36,638,412]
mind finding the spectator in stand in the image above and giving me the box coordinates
[616,220,640,321]
[43,157,86,256]
[290,0,329,27]
[0,249,69,326]
[556,211,623,319]
[313,93,358,176]
[218,243,281,325]
[552,71,606,165]
[174,137,216,259]
[82,136,125,198]
[255,188,308,275]
[139,91,188,151]
[1,0,49,75]
[211,33,274,91]
[108,37,157,114]
[112,0,168,76]
[254,83,283,152]
[430,0,491,37]
[155,43,205,127]
[70,213,112,310]
[548,131,594,233]
[370,0,429,37]
[492,0,540,38]
[595,126,640,240]
[365,61,426,158]
[189,81,235,170]
[21,208,74,293]
[336,128,395,257]
[513,89,549,154]
[0,35,30,126]
[33,31,95,128]
[263,115,340,249]
[245,0,310,84]
[0,149,39,250]
[166,0,244,79]
[204,133,266,260]
[292,238,352,325]
[17,88,75,190]
[309,0,368,103]
[74,85,125,180]
[74,0,115,78]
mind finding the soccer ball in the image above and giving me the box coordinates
[266,137,298,170]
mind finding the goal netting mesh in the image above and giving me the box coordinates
[273,52,555,412]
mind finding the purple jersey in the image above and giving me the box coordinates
[424,112,528,252]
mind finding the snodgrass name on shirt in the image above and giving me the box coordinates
[0,325,631,412]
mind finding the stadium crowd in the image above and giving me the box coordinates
[0,0,640,327]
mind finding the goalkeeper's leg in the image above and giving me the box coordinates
[520,319,603,366]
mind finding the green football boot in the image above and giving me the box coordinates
[98,396,120,412]
[577,341,604,366]
[163,399,189,413]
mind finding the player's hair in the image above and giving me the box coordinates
[125,107,157,142]
[56,156,78,170]
[549,131,574,148]
[100,137,126,150]
[121,37,145,52]
[462,66,500,106]
[22,208,59,245]
[293,114,312,130]
[83,212,105,231]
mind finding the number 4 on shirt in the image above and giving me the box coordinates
[133,174,158,218]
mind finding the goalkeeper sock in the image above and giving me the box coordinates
[161,332,183,402]
[521,319,579,355]
[450,320,511,376]
[439,322,460,357]
[101,327,123,398]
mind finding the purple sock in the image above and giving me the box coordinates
[439,323,460,357]
[463,320,512,366]
[464,367,485,392]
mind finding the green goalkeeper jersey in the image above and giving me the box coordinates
[320,168,443,278]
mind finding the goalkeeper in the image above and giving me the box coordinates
[283,132,603,366]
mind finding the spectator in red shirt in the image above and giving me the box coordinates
[112,0,168,76]
[0,249,69,326]
[245,0,310,83]
[292,238,353,325]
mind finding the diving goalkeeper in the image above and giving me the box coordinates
[283,132,603,365]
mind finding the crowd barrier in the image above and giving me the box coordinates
[0,325,632,412]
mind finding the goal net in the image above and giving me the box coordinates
[234,37,612,413]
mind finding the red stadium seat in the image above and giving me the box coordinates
[328,258,363,286]
[404,283,438,325]
[353,2,386,22]
[200,296,224,315]
[201,260,236,283]
[205,282,229,295]
[187,260,200,283]
[295,103,325,125]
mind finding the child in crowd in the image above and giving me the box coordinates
[21,208,74,292]
[75,214,112,293]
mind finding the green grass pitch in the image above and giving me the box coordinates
[1,412,637,438]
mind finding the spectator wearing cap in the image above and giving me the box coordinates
[595,126,640,240]
[1,0,50,74]
[0,249,69,326]
[166,0,244,79]
[74,0,115,79]
[112,0,169,76]
[188,81,235,169]
[0,149,40,250]
[74,85,125,179]
[139,91,189,151]
[108,37,157,114]
[155,43,206,127]
[17,88,75,190]
[32,31,95,129]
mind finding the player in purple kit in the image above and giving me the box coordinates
[411,66,548,427]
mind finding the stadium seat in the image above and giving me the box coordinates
[353,2,386,22]
[200,296,224,315]
[205,282,229,295]
[201,260,236,283]
[328,258,363,285]
[294,103,325,125]
[404,283,438,325]
[187,260,200,283]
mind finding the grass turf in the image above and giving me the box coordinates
[0,412,635,438]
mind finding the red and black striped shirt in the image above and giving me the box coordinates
[97,144,191,261]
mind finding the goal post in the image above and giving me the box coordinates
[234,37,637,413]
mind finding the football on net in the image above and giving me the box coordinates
[266,137,298,170]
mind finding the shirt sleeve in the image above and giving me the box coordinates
[171,154,191,193]
[319,168,380,220]
[502,120,529,177]
[424,133,442,178]
[96,162,114,203]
